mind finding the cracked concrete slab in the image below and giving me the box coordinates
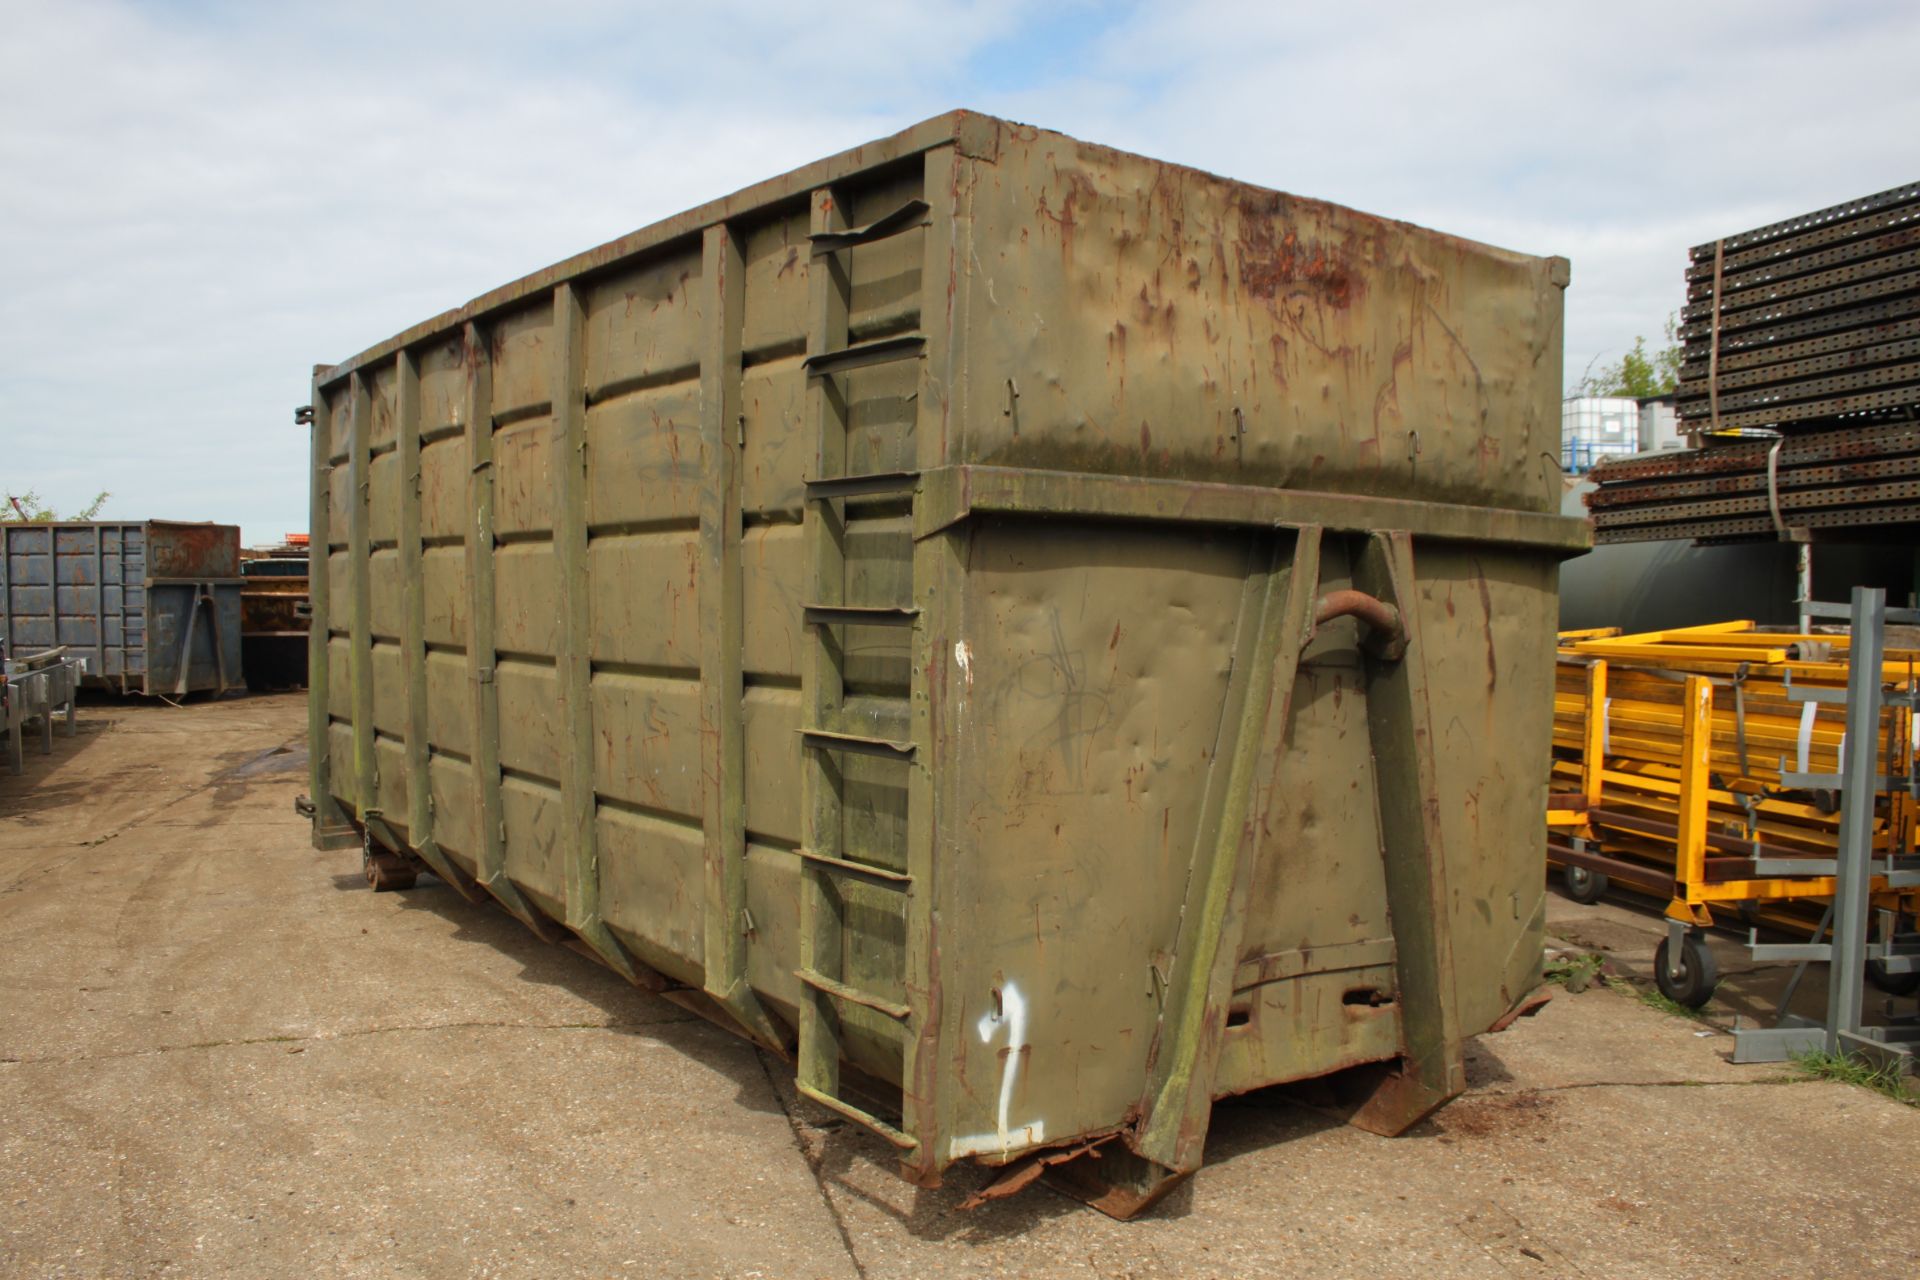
[3,693,1918,1278]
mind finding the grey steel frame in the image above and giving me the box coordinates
[1731,587,1920,1068]
[2,650,85,775]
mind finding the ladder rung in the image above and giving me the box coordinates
[796,967,912,1020]
[804,333,925,378]
[803,604,919,627]
[800,728,916,761]
[804,470,919,501]
[797,846,912,888]
[794,1082,918,1150]
[809,199,930,257]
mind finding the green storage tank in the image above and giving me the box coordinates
[301,111,1587,1216]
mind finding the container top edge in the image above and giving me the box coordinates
[0,519,237,530]
[314,109,988,391]
[313,107,1568,393]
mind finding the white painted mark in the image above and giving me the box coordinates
[954,640,973,688]
[949,1122,1046,1161]
[950,983,1036,1159]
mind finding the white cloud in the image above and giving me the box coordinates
[2,0,1916,538]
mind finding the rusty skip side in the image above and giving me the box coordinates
[303,111,1586,1215]
[0,520,243,697]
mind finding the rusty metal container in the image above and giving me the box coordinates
[302,111,1587,1214]
[0,521,243,696]
[240,552,311,691]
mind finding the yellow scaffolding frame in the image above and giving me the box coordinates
[1546,621,1920,989]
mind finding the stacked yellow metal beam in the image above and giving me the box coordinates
[1548,622,1920,927]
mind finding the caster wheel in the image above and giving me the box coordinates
[1562,864,1609,905]
[1654,933,1718,1009]
[1866,960,1920,997]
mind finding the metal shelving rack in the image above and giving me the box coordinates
[1732,587,1920,1068]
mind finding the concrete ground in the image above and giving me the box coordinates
[2,693,1917,1279]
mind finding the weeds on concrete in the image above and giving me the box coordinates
[1543,951,1606,993]
[1790,1051,1920,1108]
[1591,974,1708,1022]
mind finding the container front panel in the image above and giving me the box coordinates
[1221,549,1402,1091]
[147,522,240,579]
[1410,543,1558,1032]
[144,581,242,695]
[956,134,1565,513]
[940,516,1253,1156]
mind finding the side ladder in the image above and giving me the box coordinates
[794,182,932,1151]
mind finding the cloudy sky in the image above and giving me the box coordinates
[3,0,1916,541]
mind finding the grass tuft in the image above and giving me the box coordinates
[1592,974,1708,1021]
[1790,1050,1920,1108]
[1543,951,1606,992]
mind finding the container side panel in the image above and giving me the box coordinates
[365,359,399,453]
[959,136,1564,512]
[586,532,699,670]
[489,304,555,421]
[325,551,349,624]
[740,523,803,678]
[3,527,51,651]
[371,642,407,738]
[741,685,801,846]
[739,210,808,362]
[122,528,146,680]
[494,543,560,657]
[424,649,472,757]
[327,469,352,548]
[744,842,803,1014]
[496,660,562,782]
[740,361,807,517]
[417,336,470,433]
[52,527,101,659]
[327,398,351,464]
[326,720,354,809]
[944,517,1250,1155]
[326,637,351,726]
[368,452,401,546]
[583,249,705,397]
[419,436,473,541]
[368,548,403,642]
[429,754,480,873]
[421,546,471,650]
[493,417,556,537]
[374,734,409,824]
[583,389,703,530]
[597,806,706,985]
[575,240,711,986]
[589,673,703,820]
[501,773,566,919]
